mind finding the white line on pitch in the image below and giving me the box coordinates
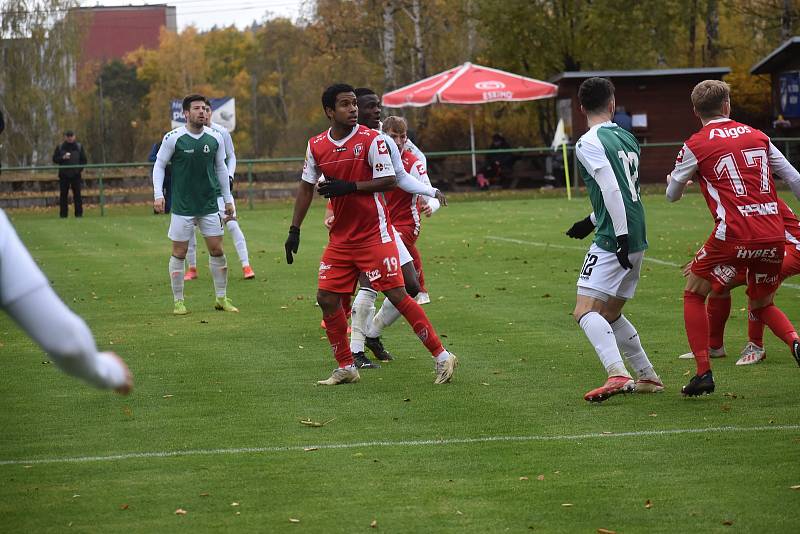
[1,424,798,466]
[485,235,800,290]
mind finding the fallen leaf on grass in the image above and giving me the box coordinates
[122,406,133,417]
[561,503,573,507]
[537,475,545,481]
[790,485,800,490]
[722,520,734,526]
[289,518,300,523]
[481,382,490,386]
[683,370,691,376]
[120,504,129,510]
[370,519,378,528]
[645,499,652,509]
[199,492,210,497]
[403,398,411,402]
[519,476,529,481]
[602,431,612,435]
[456,510,463,515]
[231,502,240,507]
[304,447,318,452]
[648,413,657,417]
[175,508,187,515]
[723,392,738,399]
[597,529,616,534]
[299,417,336,427]
[162,394,174,399]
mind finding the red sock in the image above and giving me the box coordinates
[707,295,730,350]
[322,308,353,367]
[684,290,711,375]
[394,295,444,356]
[747,307,765,347]
[409,243,427,293]
[751,304,800,347]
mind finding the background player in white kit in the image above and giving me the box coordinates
[153,93,238,315]
[568,77,662,403]
[184,102,255,281]
[1,209,132,394]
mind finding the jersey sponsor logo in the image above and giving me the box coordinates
[712,264,738,285]
[365,268,382,282]
[675,147,685,164]
[735,247,778,259]
[709,125,752,139]
[334,147,347,152]
[737,201,778,217]
[375,162,385,172]
[183,149,195,153]
[353,143,363,156]
[376,139,388,155]
[416,163,427,175]
[203,144,210,153]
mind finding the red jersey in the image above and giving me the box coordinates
[671,118,783,244]
[778,198,800,250]
[385,151,427,235]
[302,125,395,247]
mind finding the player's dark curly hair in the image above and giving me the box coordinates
[354,87,377,98]
[322,83,356,112]
[578,77,615,114]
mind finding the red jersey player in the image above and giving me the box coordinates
[678,198,800,365]
[667,80,800,396]
[284,84,458,385]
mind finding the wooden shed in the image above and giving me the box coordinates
[751,36,800,137]
[550,67,730,183]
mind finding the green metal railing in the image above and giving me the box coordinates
[3,138,798,214]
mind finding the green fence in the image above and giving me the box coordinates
[2,138,799,214]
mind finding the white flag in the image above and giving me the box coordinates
[551,118,569,150]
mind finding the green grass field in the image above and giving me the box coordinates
[1,192,799,533]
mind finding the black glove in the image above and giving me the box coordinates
[229,177,234,192]
[566,216,595,239]
[615,234,633,270]
[318,178,356,198]
[285,225,300,264]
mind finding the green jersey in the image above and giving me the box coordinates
[154,126,228,216]
[575,122,647,253]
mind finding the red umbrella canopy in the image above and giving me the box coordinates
[382,62,558,107]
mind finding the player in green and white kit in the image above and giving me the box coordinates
[184,102,255,281]
[566,77,662,402]
[153,93,238,315]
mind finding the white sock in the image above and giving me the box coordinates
[611,314,658,380]
[169,255,185,301]
[186,230,197,269]
[226,219,250,266]
[578,312,629,377]
[367,298,402,338]
[434,350,450,363]
[209,254,228,297]
[350,288,377,353]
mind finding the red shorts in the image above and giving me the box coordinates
[691,238,783,299]
[318,241,405,294]
[780,245,800,282]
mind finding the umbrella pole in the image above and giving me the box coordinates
[469,114,476,178]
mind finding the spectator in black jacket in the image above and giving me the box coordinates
[52,130,87,218]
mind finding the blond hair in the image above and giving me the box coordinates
[382,115,408,133]
[691,80,730,118]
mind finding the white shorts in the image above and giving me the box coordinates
[576,243,644,301]
[168,212,225,242]
[0,210,49,306]
[392,226,413,266]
